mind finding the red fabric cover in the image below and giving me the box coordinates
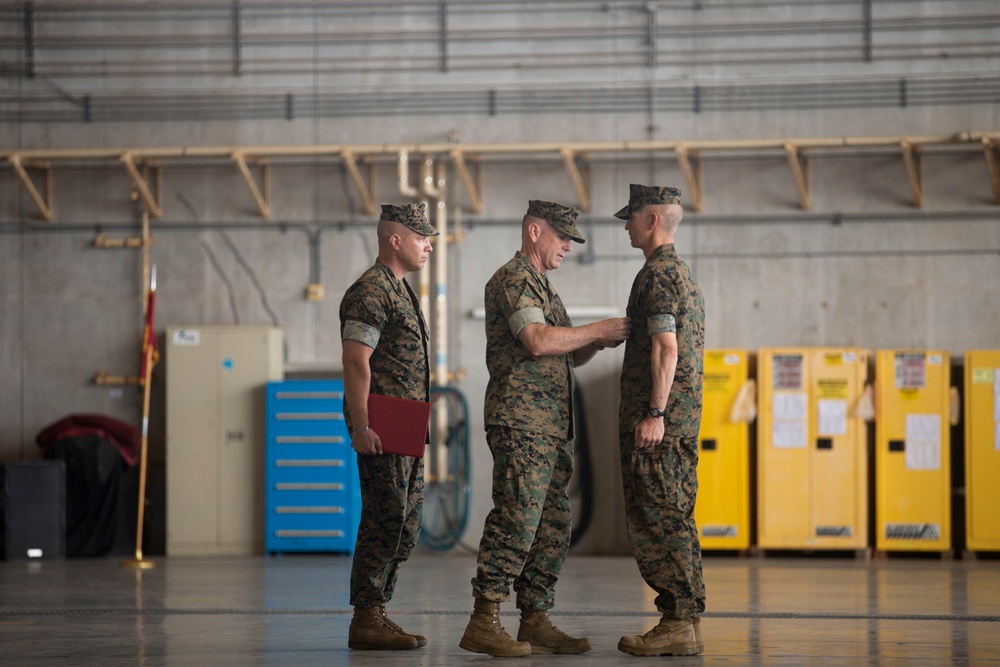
[36,414,140,468]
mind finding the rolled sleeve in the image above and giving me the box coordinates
[648,313,676,335]
[509,306,546,338]
[343,319,381,349]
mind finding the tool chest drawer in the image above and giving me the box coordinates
[265,379,360,554]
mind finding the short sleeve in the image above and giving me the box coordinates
[502,273,548,337]
[509,307,546,337]
[647,314,676,335]
[645,268,678,336]
[340,281,389,349]
[343,320,381,348]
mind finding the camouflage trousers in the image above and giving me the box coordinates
[620,434,705,620]
[472,426,574,611]
[350,452,424,608]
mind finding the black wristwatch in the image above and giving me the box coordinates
[648,407,665,418]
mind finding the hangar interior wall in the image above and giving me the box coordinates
[1,1,998,554]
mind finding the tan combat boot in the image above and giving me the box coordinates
[618,616,704,657]
[348,606,418,651]
[459,597,532,657]
[517,609,591,654]
[377,605,427,648]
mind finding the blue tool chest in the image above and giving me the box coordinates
[265,379,360,554]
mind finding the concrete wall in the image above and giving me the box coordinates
[2,2,998,555]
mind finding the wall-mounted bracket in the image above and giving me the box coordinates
[450,149,483,213]
[901,141,923,207]
[93,234,146,248]
[8,154,52,221]
[231,151,271,219]
[560,148,591,212]
[676,145,703,212]
[785,143,810,209]
[121,153,162,218]
[340,149,377,216]
[984,137,1000,205]
[93,372,141,386]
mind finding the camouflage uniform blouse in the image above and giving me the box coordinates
[484,251,575,440]
[339,259,430,432]
[619,243,705,440]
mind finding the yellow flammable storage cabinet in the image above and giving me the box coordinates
[757,348,870,550]
[964,350,1000,552]
[695,350,752,549]
[875,349,951,552]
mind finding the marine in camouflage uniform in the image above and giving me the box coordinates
[477,247,575,608]
[615,184,706,657]
[340,202,437,651]
[461,200,630,657]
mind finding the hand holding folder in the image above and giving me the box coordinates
[366,393,432,458]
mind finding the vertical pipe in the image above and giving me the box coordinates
[232,0,242,77]
[418,157,449,483]
[399,152,441,479]
[432,162,449,483]
[398,150,419,197]
[429,160,447,393]
[416,158,433,352]
[398,151,429,342]
[646,3,657,69]
[23,1,35,79]
[439,1,449,73]
[862,0,872,63]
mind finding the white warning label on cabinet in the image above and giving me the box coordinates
[172,329,201,346]
[905,413,941,470]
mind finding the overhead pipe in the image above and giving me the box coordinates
[7,131,995,163]
[9,132,1000,223]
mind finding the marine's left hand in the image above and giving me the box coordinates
[634,416,665,449]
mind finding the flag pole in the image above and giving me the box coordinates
[122,265,157,570]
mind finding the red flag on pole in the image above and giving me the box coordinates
[140,267,159,386]
[126,264,158,569]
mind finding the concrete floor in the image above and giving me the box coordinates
[1,551,998,666]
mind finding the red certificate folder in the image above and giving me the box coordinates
[366,393,432,458]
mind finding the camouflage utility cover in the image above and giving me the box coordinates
[526,199,585,243]
[379,202,439,236]
[614,183,682,220]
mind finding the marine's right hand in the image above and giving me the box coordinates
[600,317,631,342]
[351,428,383,455]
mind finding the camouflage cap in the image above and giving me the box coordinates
[613,184,682,220]
[526,199,585,244]
[379,202,439,236]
